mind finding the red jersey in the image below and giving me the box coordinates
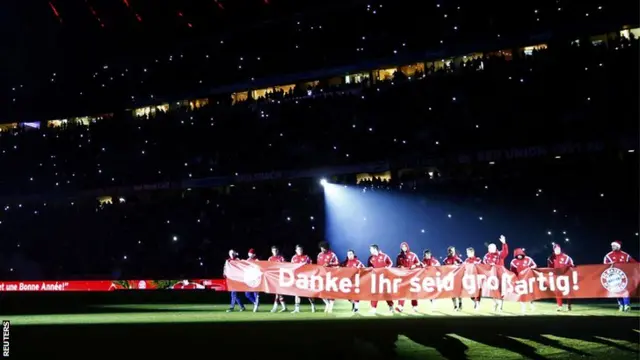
[464,256,482,264]
[268,255,286,263]
[396,250,420,269]
[317,250,339,267]
[344,257,365,268]
[291,254,312,264]
[483,243,509,266]
[368,252,393,268]
[510,257,537,274]
[604,250,636,264]
[443,254,463,265]
[246,256,259,262]
[547,253,574,268]
[422,257,441,267]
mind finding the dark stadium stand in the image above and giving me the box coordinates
[0,35,637,281]
[2,1,638,117]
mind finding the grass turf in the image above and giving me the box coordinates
[2,300,639,359]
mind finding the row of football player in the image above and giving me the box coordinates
[225,237,635,313]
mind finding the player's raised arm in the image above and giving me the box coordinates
[499,235,509,260]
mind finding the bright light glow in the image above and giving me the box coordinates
[319,178,328,186]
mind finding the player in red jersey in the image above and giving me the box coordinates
[291,245,316,313]
[464,247,482,264]
[443,246,463,311]
[483,235,509,312]
[368,244,394,314]
[547,243,574,311]
[421,249,440,311]
[464,247,482,311]
[245,248,260,312]
[317,241,339,313]
[509,248,537,313]
[422,249,441,267]
[268,246,287,313]
[604,240,636,311]
[396,242,420,312]
[343,249,365,312]
[483,235,509,266]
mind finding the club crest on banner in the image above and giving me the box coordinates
[600,267,628,293]
[243,264,263,288]
[138,280,147,289]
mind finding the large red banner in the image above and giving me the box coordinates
[0,279,226,292]
[224,261,640,301]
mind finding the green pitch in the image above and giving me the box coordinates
[4,300,638,325]
[4,300,639,359]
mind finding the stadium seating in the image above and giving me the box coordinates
[0,37,637,195]
[0,35,637,281]
[3,1,638,117]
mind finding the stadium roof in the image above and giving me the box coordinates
[2,0,352,70]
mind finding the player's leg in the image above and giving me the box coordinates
[386,300,394,312]
[324,298,335,313]
[245,291,255,304]
[566,298,571,311]
[451,298,458,311]
[237,292,245,311]
[623,297,631,311]
[292,296,301,313]
[254,292,260,312]
[352,300,360,312]
[245,292,256,306]
[617,298,624,311]
[278,294,287,312]
[271,294,280,312]
[321,298,330,312]
[493,297,503,312]
[370,300,378,313]
[228,291,244,312]
[308,297,316,312]
[474,286,482,311]
[245,291,258,312]
[411,299,418,312]
[396,299,405,312]
[472,297,480,311]
[227,291,237,312]
[556,296,563,311]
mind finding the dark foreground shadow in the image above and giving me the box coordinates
[7,315,639,359]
